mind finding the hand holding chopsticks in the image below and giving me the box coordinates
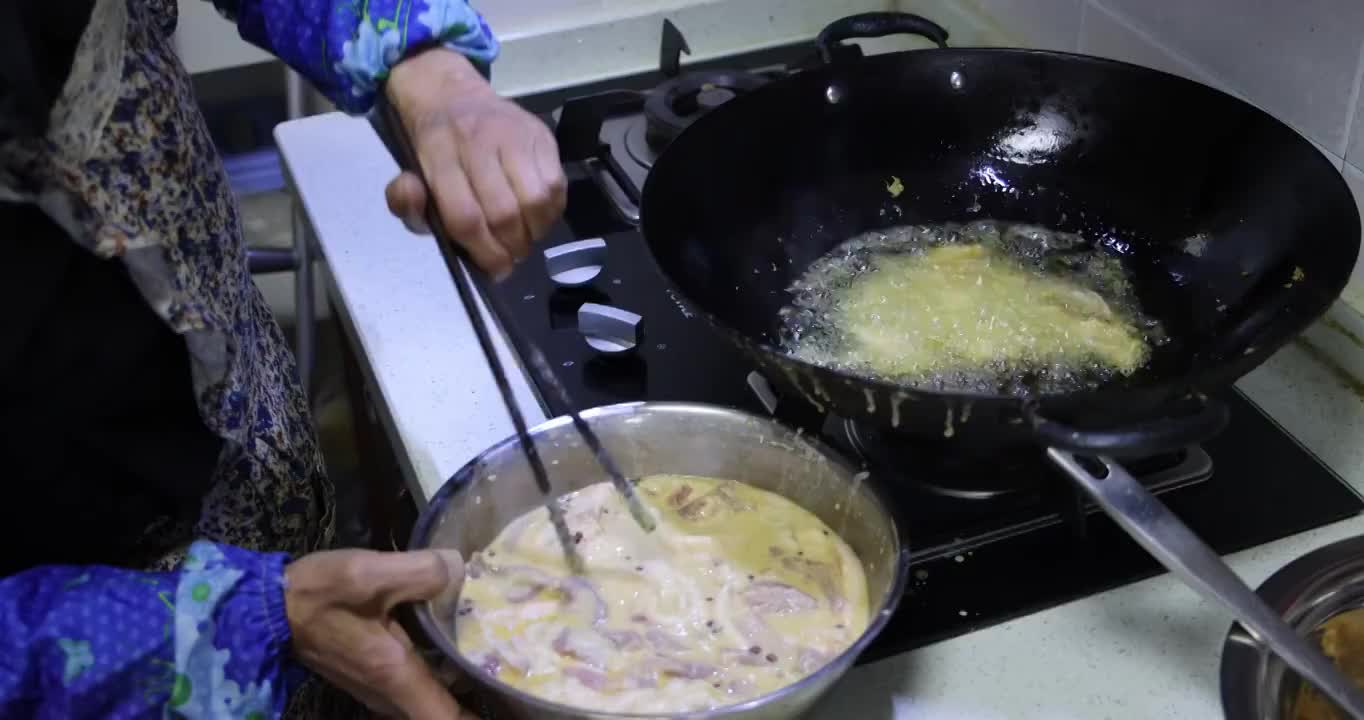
[375,57,656,572]
[382,49,564,276]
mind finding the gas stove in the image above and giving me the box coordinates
[487,21,1364,662]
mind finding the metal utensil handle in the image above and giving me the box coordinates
[1047,448,1364,718]
[518,341,657,532]
[375,93,655,536]
[376,95,585,570]
[1027,395,1229,455]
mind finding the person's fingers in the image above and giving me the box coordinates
[433,654,469,692]
[430,549,466,609]
[384,616,469,705]
[412,123,511,275]
[467,149,532,263]
[381,633,466,720]
[384,172,430,235]
[532,130,567,210]
[500,144,559,244]
[316,669,400,719]
[386,618,417,651]
[356,550,453,610]
[290,610,405,716]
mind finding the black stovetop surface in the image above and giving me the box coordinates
[481,167,1364,661]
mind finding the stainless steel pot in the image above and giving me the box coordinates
[1221,534,1364,719]
[409,402,910,720]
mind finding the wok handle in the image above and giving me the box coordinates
[816,12,950,63]
[1025,395,1229,455]
[1047,449,1364,719]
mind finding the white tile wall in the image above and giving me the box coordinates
[483,0,721,42]
[955,0,1083,51]
[943,0,1364,318]
[1076,2,1215,84]
[1342,164,1364,311]
[1097,0,1364,158]
[1349,82,1364,165]
[895,0,1081,49]
[175,0,272,74]
[493,0,897,97]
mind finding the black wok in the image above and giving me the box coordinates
[639,13,1360,456]
[639,13,1364,712]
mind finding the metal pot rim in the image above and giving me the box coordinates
[1219,533,1364,719]
[410,401,912,719]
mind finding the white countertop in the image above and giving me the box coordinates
[278,114,544,501]
[278,111,1364,720]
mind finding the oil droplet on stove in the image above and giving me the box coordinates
[563,360,575,367]
[657,343,667,350]
[954,554,965,563]
[943,406,956,438]
[612,278,622,285]
[523,294,535,301]
[958,610,968,617]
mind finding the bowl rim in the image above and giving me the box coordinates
[1219,533,1364,720]
[409,400,912,719]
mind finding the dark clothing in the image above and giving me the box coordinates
[0,203,222,575]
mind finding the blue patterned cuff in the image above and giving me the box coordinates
[169,541,297,719]
[231,0,500,114]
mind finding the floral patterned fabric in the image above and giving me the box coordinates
[0,0,497,717]
[228,0,499,112]
[0,541,296,719]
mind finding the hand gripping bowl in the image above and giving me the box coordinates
[409,402,909,720]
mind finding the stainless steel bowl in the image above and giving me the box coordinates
[1221,534,1364,719]
[410,402,909,720]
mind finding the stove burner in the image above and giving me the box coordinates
[644,70,768,150]
[696,86,736,107]
[622,118,656,171]
[836,416,1033,500]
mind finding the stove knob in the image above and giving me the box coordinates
[544,238,607,286]
[579,303,642,354]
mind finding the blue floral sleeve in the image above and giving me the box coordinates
[0,541,301,718]
[213,0,500,113]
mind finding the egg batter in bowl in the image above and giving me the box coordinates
[455,475,869,714]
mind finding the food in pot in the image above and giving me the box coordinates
[1291,608,1364,720]
[780,220,1166,396]
[454,475,869,713]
